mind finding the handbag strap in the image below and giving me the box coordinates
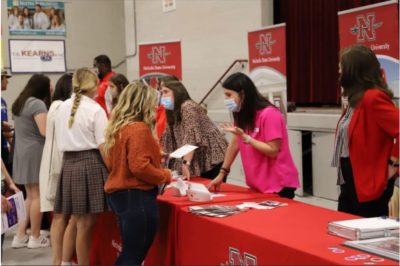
[48,102,62,176]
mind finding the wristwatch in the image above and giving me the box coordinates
[182,160,191,166]
[388,159,399,167]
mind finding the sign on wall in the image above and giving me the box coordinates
[7,0,66,36]
[9,39,66,73]
[338,1,399,98]
[162,0,176,13]
[248,24,287,112]
[139,40,182,86]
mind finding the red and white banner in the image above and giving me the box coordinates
[338,1,399,97]
[138,40,182,81]
[247,24,287,112]
[248,23,286,75]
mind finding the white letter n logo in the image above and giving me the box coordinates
[148,46,167,64]
[228,247,257,266]
[351,13,382,42]
[255,33,276,55]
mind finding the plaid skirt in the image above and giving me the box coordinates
[54,149,109,215]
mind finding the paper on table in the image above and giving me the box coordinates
[169,144,198,159]
[2,191,26,233]
[170,179,189,196]
[210,193,226,199]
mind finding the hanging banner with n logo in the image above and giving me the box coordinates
[138,40,182,82]
[247,23,287,112]
[248,24,286,75]
[338,1,399,98]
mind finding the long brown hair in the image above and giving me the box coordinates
[12,74,51,116]
[109,73,129,107]
[339,45,392,107]
[160,79,192,125]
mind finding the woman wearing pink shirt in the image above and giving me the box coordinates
[208,72,299,199]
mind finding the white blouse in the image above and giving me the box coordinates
[55,94,108,152]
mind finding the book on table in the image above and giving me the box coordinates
[328,217,400,240]
[343,237,399,261]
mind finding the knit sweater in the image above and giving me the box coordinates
[104,122,171,193]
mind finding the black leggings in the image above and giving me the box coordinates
[201,163,226,181]
[339,157,395,217]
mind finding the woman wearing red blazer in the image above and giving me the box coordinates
[332,45,399,217]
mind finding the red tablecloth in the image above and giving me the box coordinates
[176,198,398,265]
[144,177,274,266]
[89,177,270,266]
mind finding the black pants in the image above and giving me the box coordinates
[201,163,226,182]
[108,188,159,266]
[278,187,296,199]
[339,157,395,217]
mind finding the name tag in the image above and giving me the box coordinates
[254,128,260,133]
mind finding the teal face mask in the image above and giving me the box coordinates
[161,96,174,110]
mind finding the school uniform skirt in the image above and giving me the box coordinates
[54,149,109,215]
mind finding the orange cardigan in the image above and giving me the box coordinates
[346,89,399,202]
[104,122,171,193]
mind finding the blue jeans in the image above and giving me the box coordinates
[108,188,159,266]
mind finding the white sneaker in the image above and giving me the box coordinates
[26,229,50,238]
[27,235,51,249]
[11,235,29,248]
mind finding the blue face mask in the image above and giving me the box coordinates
[161,96,174,110]
[224,98,240,112]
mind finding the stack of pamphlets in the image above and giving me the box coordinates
[188,205,245,218]
[328,217,399,240]
[343,237,399,261]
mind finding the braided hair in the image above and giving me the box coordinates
[68,68,97,128]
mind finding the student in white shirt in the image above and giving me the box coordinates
[8,7,19,29]
[52,68,108,265]
[11,14,25,30]
[33,4,50,30]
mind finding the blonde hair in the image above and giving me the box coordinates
[104,81,157,155]
[68,68,97,128]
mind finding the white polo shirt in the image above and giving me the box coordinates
[55,94,108,152]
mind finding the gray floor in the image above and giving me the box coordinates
[1,195,337,265]
[2,228,52,265]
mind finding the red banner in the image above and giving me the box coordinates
[338,1,398,59]
[248,24,286,75]
[338,1,399,98]
[138,40,182,80]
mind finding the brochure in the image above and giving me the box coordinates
[169,144,198,159]
[1,192,26,233]
[189,205,245,218]
[344,237,399,261]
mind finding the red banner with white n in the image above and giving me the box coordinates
[338,1,399,98]
[138,40,182,81]
[247,24,287,112]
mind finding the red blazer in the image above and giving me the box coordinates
[346,89,399,202]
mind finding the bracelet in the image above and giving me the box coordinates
[389,159,399,167]
[220,167,230,174]
[243,134,252,144]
